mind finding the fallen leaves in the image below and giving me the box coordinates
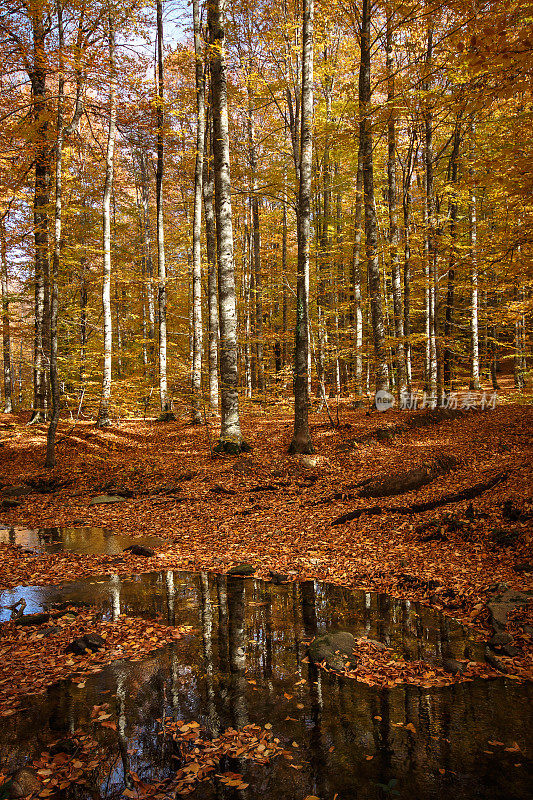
[0,609,191,716]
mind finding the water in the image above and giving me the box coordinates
[0,525,163,556]
[1,570,532,799]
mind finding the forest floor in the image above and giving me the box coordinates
[0,389,532,703]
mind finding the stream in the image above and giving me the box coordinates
[0,528,532,799]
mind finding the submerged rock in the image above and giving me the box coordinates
[2,768,41,798]
[269,570,290,584]
[123,544,155,557]
[442,658,467,675]
[227,563,255,576]
[65,633,105,655]
[308,631,358,671]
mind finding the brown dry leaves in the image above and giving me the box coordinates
[1,402,532,688]
[0,610,190,717]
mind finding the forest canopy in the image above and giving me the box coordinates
[0,0,531,462]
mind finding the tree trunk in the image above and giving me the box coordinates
[351,148,363,403]
[1,220,12,413]
[191,0,205,423]
[45,0,65,467]
[139,151,155,381]
[469,126,480,390]
[359,0,389,396]
[424,29,437,406]
[203,103,219,412]
[29,10,50,424]
[156,0,173,420]
[247,75,264,395]
[443,121,461,392]
[386,10,406,401]
[96,13,116,428]
[289,0,314,454]
[208,0,245,452]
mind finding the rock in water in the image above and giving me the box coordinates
[65,633,105,655]
[3,768,41,798]
[442,658,466,675]
[308,631,358,671]
[123,544,155,557]
[227,563,255,576]
[89,494,127,505]
[269,570,289,584]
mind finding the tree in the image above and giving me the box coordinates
[156,0,174,420]
[289,0,314,454]
[96,10,117,428]
[359,0,388,397]
[191,0,205,424]
[208,0,246,452]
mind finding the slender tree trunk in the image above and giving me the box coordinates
[289,0,314,454]
[191,0,205,423]
[386,10,406,401]
[403,131,414,390]
[469,126,480,390]
[45,0,65,466]
[29,11,50,423]
[443,122,461,392]
[79,252,87,384]
[351,149,363,403]
[282,158,288,368]
[139,152,155,381]
[156,0,173,419]
[247,74,264,394]
[424,28,437,406]
[96,13,116,428]
[360,0,388,396]
[1,221,12,413]
[203,103,219,412]
[208,0,245,451]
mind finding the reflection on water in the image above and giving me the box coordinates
[0,525,162,556]
[1,571,532,799]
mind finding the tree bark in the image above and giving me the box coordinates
[469,126,480,390]
[203,103,219,412]
[156,0,173,420]
[29,9,50,423]
[351,149,363,402]
[45,0,65,467]
[96,12,116,428]
[191,0,205,423]
[443,121,461,392]
[247,73,264,395]
[1,220,12,413]
[289,0,314,454]
[359,0,389,396]
[424,28,437,406]
[208,0,245,451]
[386,9,406,401]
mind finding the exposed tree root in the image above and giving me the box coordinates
[331,472,509,526]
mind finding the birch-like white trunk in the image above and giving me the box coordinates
[208,0,244,451]
[469,127,480,390]
[359,0,389,396]
[191,0,205,423]
[156,0,173,419]
[386,10,406,402]
[1,221,12,413]
[203,105,219,411]
[96,13,116,428]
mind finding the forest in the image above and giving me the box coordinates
[0,0,532,798]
